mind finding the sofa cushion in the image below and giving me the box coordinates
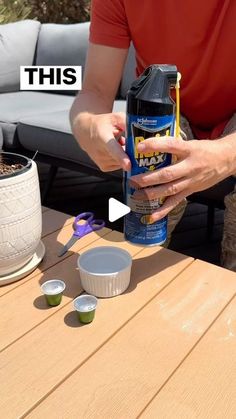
[16,99,126,168]
[0,20,41,93]
[112,100,126,114]
[0,91,74,147]
[17,110,97,169]
[36,22,90,95]
[0,92,74,123]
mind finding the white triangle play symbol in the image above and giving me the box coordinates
[109,198,131,222]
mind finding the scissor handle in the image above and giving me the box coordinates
[73,212,105,237]
[74,212,94,226]
[89,219,106,231]
[73,212,93,237]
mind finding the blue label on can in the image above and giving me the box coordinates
[124,113,175,245]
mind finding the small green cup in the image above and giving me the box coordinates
[73,295,98,324]
[41,279,66,307]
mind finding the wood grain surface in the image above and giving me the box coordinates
[26,261,236,419]
[1,208,235,419]
[141,296,236,419]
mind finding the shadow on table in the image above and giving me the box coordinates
[33,295,55,310]
[33,295,87,328]
[93,229,124,242]
[33,242,185,313]
[124,247,187,294]
[64,311,87,328]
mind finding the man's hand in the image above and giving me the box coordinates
[72,111,131,172]
[130,136,234,221]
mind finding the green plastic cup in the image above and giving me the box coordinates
[41,279,66,307]
[73,294,98,324]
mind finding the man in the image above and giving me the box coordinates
[70,0,236,271]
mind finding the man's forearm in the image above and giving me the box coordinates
[69,88,128,172]
[70,89,113,134]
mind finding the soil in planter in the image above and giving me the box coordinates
[0,155,24,176]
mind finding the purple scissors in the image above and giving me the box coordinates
[58,212,105,257]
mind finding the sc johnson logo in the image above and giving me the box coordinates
[20,66,82,90]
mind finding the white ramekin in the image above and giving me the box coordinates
[77,246,132,298]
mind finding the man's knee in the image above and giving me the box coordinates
[166,199,187,240]
[180,116,194,140]
[224,188,236,213]
[221,186,236,271]
[222,113,236,137]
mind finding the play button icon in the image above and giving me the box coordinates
[108,198,131,222]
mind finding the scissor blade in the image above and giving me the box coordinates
[58,235,78,257]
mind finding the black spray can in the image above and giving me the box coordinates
[124,64,178,246]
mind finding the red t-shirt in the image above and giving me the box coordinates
[90,0,236,139]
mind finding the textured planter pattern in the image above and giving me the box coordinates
[0,161,42,276]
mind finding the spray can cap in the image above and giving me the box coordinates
[130,64,178,102]
[127,64,179,116]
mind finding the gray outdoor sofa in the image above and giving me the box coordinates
[0,20,135,178]
[0,19,234,230]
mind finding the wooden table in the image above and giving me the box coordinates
[1,208,236,419]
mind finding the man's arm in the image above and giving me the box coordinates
[70,43,131,172]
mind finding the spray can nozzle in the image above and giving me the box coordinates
[176,72,181,88]
[130,64,178,102]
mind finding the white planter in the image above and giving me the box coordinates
[0,154,42,276]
